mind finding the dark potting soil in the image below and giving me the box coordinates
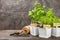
[36,23,43,28]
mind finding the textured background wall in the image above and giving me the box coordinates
[0,0,60,30]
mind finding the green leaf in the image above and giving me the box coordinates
[28,11,33,16]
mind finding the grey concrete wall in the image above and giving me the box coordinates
[41,0,60,17]
[0,0,60,30]
[0,0,39,30]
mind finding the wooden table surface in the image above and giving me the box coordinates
[0,30,60,40]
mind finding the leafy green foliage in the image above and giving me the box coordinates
[28,2,45,23]
[40,8,60,25]
[28,2,60,27]
[39,8,53,25]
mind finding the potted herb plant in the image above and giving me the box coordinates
[38,8,54,38]
[28,2,45,36]
[52,17,60,37]
[38,16,52,38]
[28,2,40,36]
